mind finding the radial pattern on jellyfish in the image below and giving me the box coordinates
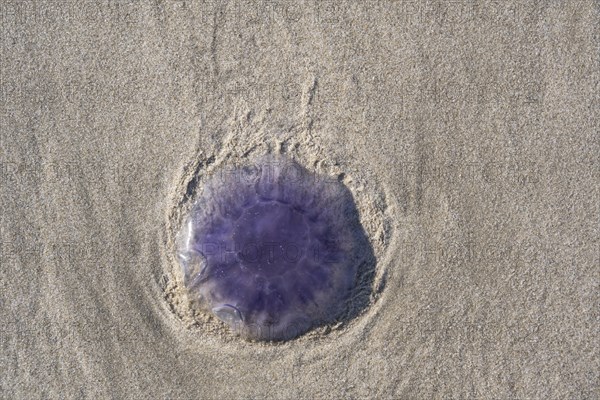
[177,155,360,341]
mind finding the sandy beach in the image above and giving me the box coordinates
[1,1,598,398]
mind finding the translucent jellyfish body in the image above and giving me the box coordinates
[177,156,362,341]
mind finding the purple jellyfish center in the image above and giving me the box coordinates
[234,201,309,276]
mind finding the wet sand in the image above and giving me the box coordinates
[1,1,598,398]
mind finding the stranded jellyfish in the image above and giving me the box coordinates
[177,155,364,341]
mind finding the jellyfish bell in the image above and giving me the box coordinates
[177,155,361,341]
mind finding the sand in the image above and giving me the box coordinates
[1,1,598,398]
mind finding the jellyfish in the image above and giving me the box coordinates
[177,155,362,341]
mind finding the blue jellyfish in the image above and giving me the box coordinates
[177,155,364,341]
